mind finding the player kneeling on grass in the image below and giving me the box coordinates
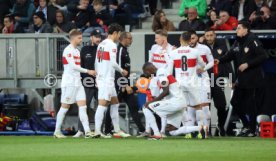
[142,63,205,140]
[54,29,97,139]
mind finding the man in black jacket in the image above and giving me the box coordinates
[73,29,102,138]
[105,32,145,135]
[215,21,268,137]
[203,29,234,136]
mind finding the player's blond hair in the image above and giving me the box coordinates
[69,29,82,38]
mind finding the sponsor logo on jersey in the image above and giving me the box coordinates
[112,49,117,53]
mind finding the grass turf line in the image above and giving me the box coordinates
[0,136,275,161]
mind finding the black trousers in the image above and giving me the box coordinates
[231,86,262,133]
[211,84,227,129]
[105,92,145,134]
[77,87,98,132]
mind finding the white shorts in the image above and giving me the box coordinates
[181,86,201,107]
[148,98,186,128]
[61,86,86,104]
[97,81,117,101]
[199,77,211,104]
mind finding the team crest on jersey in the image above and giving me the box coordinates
[112,49,117,53]
[217,49,222,55]
[68,53,72,57]
[244,47,249,53]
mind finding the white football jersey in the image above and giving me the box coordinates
[95,39,123,83]
[194,43,214,79]
[61,44,87,87]
[148,43,174,70]
[169,46,205,88]
[149,68,183,100]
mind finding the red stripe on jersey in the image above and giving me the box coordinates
[167,75,177,84]
[153,59,166,63]
[174,59,197,68]
[75,62,81,65]
[73,56,80,59]
[201,55,207,63]
[62,57,68,64]
[97,51,110,60]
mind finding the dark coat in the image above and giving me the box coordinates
[231,0,257,21]
[219,32,268,88]
[178,19,206,31]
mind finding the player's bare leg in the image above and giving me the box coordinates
[142,107,162,140]
[194,104,208,139]
[111,97,131,138]
[54,103,70,138]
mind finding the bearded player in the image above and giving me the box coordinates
[94,24,130,138]
[188,30,214,137]
[54,29,97,139]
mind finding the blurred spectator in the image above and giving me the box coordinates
[28,11,53,33]
[232,0,257,21]
[35,0,57,25]
[67,0,93,30]
[249,5,276,29]
[145,0,157,15]
[152,10,176,32]
[110,0,144,27]
[178,7,206,31]
[209,0,232,15]
[254,0,266,10]
[211,10,238,30]
[265,0,276,16]
[48,0,68,12]
[2,15,24,34]
[90,0,113,33]
[11,0,36,29]
[206,9,219,28]
[36,0,48,19]
[179,0,207,18]
[53,10,76,33]
[0,0,12,29]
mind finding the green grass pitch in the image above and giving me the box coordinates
[0,136,276,161]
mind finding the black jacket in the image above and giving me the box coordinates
[231,0,257,21]
[67,3,93,28]
[178,19,206,31]
[115,43,131,88]
[80,45,98,88]
[203,39,234,79]
[219,32,268,88]
[251,15,276,30]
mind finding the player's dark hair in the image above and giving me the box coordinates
[188,30,197,36]
[93,0,102,5]
[108,23,123,35]
[69,29,82,38]
[205,28,216,33]
[181,31,192,41]
[238,21,251,32]
[219,10,230,15]
[155,29,168,37]
[142,62,154,71]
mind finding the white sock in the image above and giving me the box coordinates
[182,110,188,126]
[170,126,200,136]
[161,117,167,134]
[79,106,90,133]
[143,108,160,136]
[186,107,196,126]
[196,110,204,126]
[110,104,120,133]
[95,105,107,134]
[55,107,68,132]
[202,106,211,126]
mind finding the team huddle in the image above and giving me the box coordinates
[53,23,215,140]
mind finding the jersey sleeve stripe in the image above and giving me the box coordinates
[167,75,177,84]
[201,55,208,63]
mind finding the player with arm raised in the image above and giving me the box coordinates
[168,31,209,138]
[54,29,97,139]
[189,30,214,137]
[94,23,130,138]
